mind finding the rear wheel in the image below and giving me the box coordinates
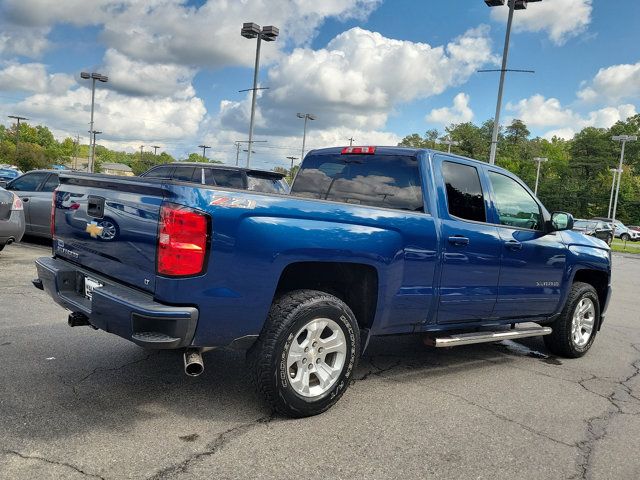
[98,218,119,241]
[544,282,599,358]
[621,233,630,242]
[248,289,360,417]
[606,234,613,245]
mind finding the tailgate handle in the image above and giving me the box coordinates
[87,196,105,218]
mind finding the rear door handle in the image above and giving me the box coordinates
[505,240,523,251]
[448,236,470,246]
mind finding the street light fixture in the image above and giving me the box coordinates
[441,137,460,154]
[297,113,316,160]
[531,157,547,195]
[610,135,637,227]
[80,71,108,173]
[484,0,542,165]
[241,22,279,167]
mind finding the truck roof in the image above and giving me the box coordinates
[162,163,285,178]
[307,146,512,175]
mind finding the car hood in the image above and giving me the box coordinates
[561,229,610,250]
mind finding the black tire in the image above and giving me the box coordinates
[621,233,630,242]
[0,243,4,252]
[543,282,599,358]
[247,289,360,418]
[606,235,613,246]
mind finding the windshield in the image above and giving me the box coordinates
[246,174,288,194]
[291,154,423,212]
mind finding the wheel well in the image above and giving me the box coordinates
[574,269,609,310]
[276,262,379,329]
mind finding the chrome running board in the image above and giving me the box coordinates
[425,326,552,348]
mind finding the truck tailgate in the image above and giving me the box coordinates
[53,174,166,293]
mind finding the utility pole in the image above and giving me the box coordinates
[607,168,620,219]
[611,135,637,226]
[235,140,267,165]
[286,156,298,172]
[532,157,547,195]
[8,115,28,164]
[152,145,160,155]
[73,134,80,169]
[198,144,211,162]
[347,137,355,147]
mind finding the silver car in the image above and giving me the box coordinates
[4,170,59,238]
[0,187,25,251]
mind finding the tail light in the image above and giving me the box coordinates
[157,203,209,277]
[50,190,56,238]
[11,194,23,211]
[341,146,376,155]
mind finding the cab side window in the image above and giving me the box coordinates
[40,174,60,192]
[6,172,49,191]
[442,161,486,222]
[488,171,542,230]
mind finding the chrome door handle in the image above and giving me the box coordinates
[505,240,523,251]
[448,236,470,246]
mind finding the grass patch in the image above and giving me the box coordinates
[611,239,640,254]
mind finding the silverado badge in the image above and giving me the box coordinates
[85,221,104,238]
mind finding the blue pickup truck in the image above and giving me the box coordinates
[34,146,611,417]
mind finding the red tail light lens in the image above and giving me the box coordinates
[341,146,376,155]
[157,203,209,277]
[11,194,23,211]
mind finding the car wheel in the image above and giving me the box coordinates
[248,289,360,417]
[0,243,4,252]
[606,235,613,245]
[97,218,119,241]
[543,281,599,358]
[621,233,630,242]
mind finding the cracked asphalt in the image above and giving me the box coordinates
[1,241,639,479]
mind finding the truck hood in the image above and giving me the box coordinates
[561,229,610,251]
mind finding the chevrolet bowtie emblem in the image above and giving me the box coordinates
[85,221,104,238]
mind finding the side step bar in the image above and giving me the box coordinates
[424,326,552,348]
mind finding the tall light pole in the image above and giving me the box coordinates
[607,168,620,218]
[7,115,28,164]
[531,157,547,195]
[611,135,637,226]
[297,113,316,160]
[241,23,279,167]
[441,137,459,154]
[484,0,542,165]
[90,131,102,171]
[198,144,211,162]
[80,72,108,173]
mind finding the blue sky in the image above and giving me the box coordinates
[0,0,638,171]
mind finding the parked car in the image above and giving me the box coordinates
[34,146,611,417]
[573,219,613,245]
[0,167,22,188]
[0,186,25,251]
[4,170,60,238]
[592,217,640,241]
[140,163,289,193]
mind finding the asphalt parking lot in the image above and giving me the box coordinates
[1,242,639,480]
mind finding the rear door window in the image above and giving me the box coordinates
[441,161,486,222]
[210,169,245,189]
[247,174,288,193]
[173,166,195,182]
[143,165,175,179]
[40,174,60,192]
[291,154,423,212]
[6,172,49,192]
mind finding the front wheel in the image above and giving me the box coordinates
[544,282,599,358]
[606,234,613,246]
[621,233,630,242]
[248,290,360,417]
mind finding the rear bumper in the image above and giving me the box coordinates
[35,256,198,349]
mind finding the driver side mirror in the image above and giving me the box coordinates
[550,212,574,232]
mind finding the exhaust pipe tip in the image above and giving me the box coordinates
[184,349,204,377]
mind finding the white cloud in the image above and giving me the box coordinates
[219,26,495,134]
[578,62,640,103]
[101,49,196,98]
[490,0,592,45]
[507,94,637,139]
[426,93,474,125]
[0,62,74,94]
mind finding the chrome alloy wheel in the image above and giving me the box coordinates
[98,220,117,240]
[286,318,347,398]
[571,297,595,348]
